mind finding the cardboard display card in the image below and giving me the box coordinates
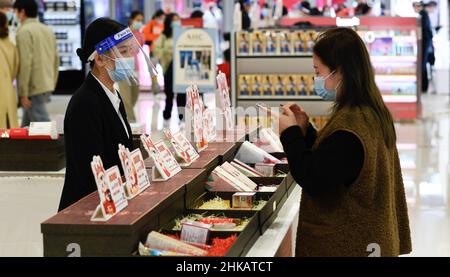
[90,156,128,222]
[163,129,199,166]
[141,135,179,181]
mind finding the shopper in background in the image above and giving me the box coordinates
[13,0,59,127]
[289,1,311,17]
[355,2,372,15]
[191,10,204,19]
[217,33,231,88]
[153,13,185,128]
[59,18,134,211]
[425,1,440,32]
[143,9,165,50]
[278,28,411,256]
[413,1,433,93]
[117,10,145,123]
[238,0,251,30]
[0,12,19,129]
[0,0,15,44]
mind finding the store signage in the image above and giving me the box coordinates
[163,129,199,167]
[118,144,150,199]
[90,156,128,222]
[336,17,360,27]
[173,27,217,93]
[141,135,182,181]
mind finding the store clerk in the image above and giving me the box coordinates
[277,28,411,256]
[58,18,155,211]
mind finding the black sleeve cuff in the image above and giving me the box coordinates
[280,125,304,146]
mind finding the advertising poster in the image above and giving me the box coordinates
[173,27,217,93]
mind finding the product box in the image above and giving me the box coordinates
[284,75,297,96]
[237,31,250,55]
[232,192,256,209]
[238,75,251,97]
[261,75,273,96]
[292,31,306,54]
[279,31,292,55]
[251,31,265,55]
[273,75,285,96]
[306,75,316,96]
[251,75,262,96]
[265,31,278,55]
[306,31,318,52]
[298,75,308,96]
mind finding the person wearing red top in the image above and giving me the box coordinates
[217,47,231,88]
[143,9,165,50]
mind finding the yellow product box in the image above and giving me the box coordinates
[279,31,292,54]
[265,31,278,55]
[292,31,306,54]
[238,75,251,97]
[261,75,274,96]
[284,75,297,96]
[273,75,285,97]
[251,75,262,96]
[306,75,315,96]
[298,75,308,96]
[252,31,266,55]
[237,31,251,55]
[306,31,318,53]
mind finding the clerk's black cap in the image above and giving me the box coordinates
[76,17,126,63]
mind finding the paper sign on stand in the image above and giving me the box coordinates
[173,131,199,162]
[186,84,208,152]
[155,141,182,176]
[163,129,199,167]
[203,108,216,142]
[216,71,233,130]
[130,148,151,190]
[141,135,181,181]
[181,222,212,246]
[90,156,128,222]
[118,144,151,199]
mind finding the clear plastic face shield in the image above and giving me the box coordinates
[87,28,157,85]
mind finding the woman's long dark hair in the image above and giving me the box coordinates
[0,12,8,39]
[313,27,396,148]
[162,13,178,39]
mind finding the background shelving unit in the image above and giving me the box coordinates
[232,17,421,121]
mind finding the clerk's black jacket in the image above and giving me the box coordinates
[58,73,134,211]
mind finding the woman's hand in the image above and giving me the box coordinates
[286,103,309,136]
[278,105,298,135]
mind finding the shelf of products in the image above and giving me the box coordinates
[43,0,82,71]
[236,29,318,57]
[233,17,420,120]
[238,74,318,98]
[232,29,332,116]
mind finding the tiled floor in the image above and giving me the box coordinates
[1,82,449,256]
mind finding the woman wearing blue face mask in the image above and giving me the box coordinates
[59,18,157,211]
[278,28,411,257]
